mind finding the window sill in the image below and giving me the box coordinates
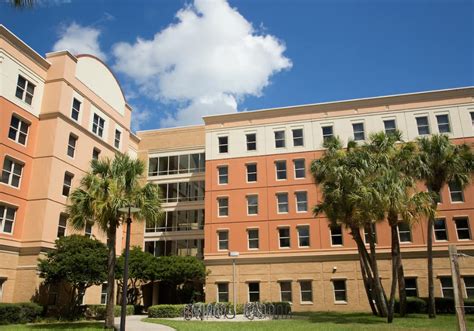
[300,302,313,305]
[334,301,348,305]
[0,182,20,190]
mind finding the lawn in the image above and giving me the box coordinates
[145,312,474,331]
[0,321,107,331]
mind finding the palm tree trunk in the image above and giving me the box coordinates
[387,224,399,323]
[359,253,378,315]
[427,215,436,318]
[105,224,117,329]
[397,253,407,317]
[367,225,388,317]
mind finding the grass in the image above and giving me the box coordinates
[145,312,474,331]
[0,321,107,331]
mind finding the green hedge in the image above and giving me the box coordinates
[148,304,185,318]
[84,304,134,320]
[395,297,474,315]
[0,303,43,325]
[395,297,427,314]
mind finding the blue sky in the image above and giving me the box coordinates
[1,0,472,131]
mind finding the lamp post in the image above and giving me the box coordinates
[228,251,239,314]
[118,205,140,331]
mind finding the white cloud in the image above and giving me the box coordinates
[113,0,292,127]
[130,107,154,132]
[53,22,107,60]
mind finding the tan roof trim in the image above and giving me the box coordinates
[130,132,141,143]
[45,50,77,63]
[137,124,205,136]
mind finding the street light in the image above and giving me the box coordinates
[228,251,239,314]
[118,205,140,331]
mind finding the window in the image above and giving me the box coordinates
[398,222,412,243]
[15,75,35,105]
[322,125,333,142]
[280,281,292,302]
[295,192,308,212]
[246,133,257,151]
[218,166,228,185]
[275,161,287,180]
[274,130,286,148]
[146,209,204,232]
[434,218,448,241]
[218,197,229,217]
[279,227,290,248]
[300,281,313,302]
[67,134,77,158]
[71,98,81,121]
[158,181,205,203]
[333,280,347,302]
[1,158,23,188]
[217,283,229,302]
[471,112,474,127]
[248,282,260,302]
[218,231,229,250]
[292,128,304,147]
[363,223,377,244]
[248,229,259,249]
[464,277,474,298]
[293,159,305,179]
[454,217,471,240]
[436,114,451,133]
[405,278,418,297]
[247,195,258,215]
[92,114,105,137]
[246,163,257,182]
[330,225,343,246]
[57,214,67,238]
[8,115,29,145]
[352,123,365,141]
[440,277,454,298]
[383,119,397,135]
[85,224,92,238]
[218,136,228,153]
[62,172,73,197]
[100,283,107,304]
[148,153,205,176]
[449,181,464,202]
[298,226,310,247]
[92,148,101,161]
[0,204,16,234]
[114,129,121,149]
[276,193,289,213]
[416,116,430,135]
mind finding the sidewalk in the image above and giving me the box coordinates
[114,315,175,331]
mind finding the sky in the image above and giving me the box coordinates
[1,0,473,131]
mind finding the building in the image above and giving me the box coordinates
[0,25,137,305]
[136,86,474,311]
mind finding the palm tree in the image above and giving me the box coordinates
[67,154,162,328]
[415,134,473,318]
[11,0,34,7]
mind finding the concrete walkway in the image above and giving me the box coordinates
[114,315,175,331]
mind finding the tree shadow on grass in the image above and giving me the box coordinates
[302,312,387,325]
[28,322,105,329]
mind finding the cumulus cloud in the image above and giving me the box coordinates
[113,0,292,127]
[53,22,107,60]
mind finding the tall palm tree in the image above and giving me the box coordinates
[67,154,162,328]
[416,134,473,318]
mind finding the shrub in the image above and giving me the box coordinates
[148,304,185,318]
[395,297,427,314]
[84,304,133,320]
[0,303,42,325]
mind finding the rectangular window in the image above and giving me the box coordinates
[295,191,308,212]
[434,218,448,241]
[92,114,105,137]
[454,217,471,240]
[300,281,313,302]
[277,193,289,213]
[383,119,397,135]
[92,148,101,161]
[218,230,229,250]
[85,224,92,238]
[416,116,430,135]
[100,283,107,304]
[292,128,304,147]
[440,277,454,298]
[15,75,35,105]
[218,197,229,217]
[57,214,67,238]
[1,157,23,188]
[8,115,29,145]
[67,134,77,158]
[246,133,257,151]
[71,98,81,121]
[471,112,474,127]
[449,181,464,202]
[218,136,228,153]
[363,223,377,244]
[436,114,451,133]
[464,277,474,298]
[150,153,205,177]
[352,123,365,141]
[248,229,259,249]
[322,125,333,142]
[248,282,260,302]
[333,280,347,302]
[62,172,73,197]
[275,160,287,180]
[297,226,310,247]
[405,278,418,297]
[330,225,343,246]
[279,227,290,248]
[218,166,228,185]
[398,222,412,243]
[293,159,306,179]
[0,204,16,234]
[217,283,229,302]
[114,129,121,149]
[246,163,257,182]
[280,281,292,302]
[247,195,258,215]
[274,130,286,148]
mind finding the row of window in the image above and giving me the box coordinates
[158,181,205,203]
[145,209,205,232]
[56,213,92,238]
[148,153,205,177]
[144,239,204,258]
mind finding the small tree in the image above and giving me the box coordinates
[38,235,108,318]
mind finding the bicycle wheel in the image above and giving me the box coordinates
[244,303,254,320]
[225,305,236,319]
[183,305,192,321]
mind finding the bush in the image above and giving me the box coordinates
[395,297,427,314]
[395,297,474,315]
[434,297,455,314]
[0,302,42,325]
[148,304,185,318]
[84,304,133,320]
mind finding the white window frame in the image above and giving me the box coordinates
[217,166,229,185]
[15,75,35,105]
[434,218,448,241]
[404,277,418,297]
[279,281,292,302]
[332,279,347,303]
[218,136,229,154]
[278,227,291,248]
[448,181,464,203]
[217,230,229,251]
[100,283,107,304]
[464,276,474,298]
[71,97,81,122]
[321,125,334,142]
[85,223,92,238]
[293,159,306,179]
[330,225,343,246]
[114,126,123,150]
[276,193,289,214]
[246,163,257,183]
[92,148,101,161]
[415,115,430,136]
[398,222,412,243]
[440,276,454,298]
[352,122,365,141]
[275,160,287,180]
[274,130,286,148]
[248,282,260,302]
[292,128,304,147]
[247,228,259,250]
[62,172,74,197]
[1,157,24,188]
[67,134,77,158]
[363,223,377,245]
[247,195,258,215]
[383,118,397,135]
[57,213,67,238]
[454,217,471,240]
[297,225,310,248]
[246,133,257,151]
[295,191,308,213]
[217,197,229,217]
[217,283,229,303]
[8,114,30,146]
[0,204,16,234]
[435,113,451,134]
[299,280,313,303]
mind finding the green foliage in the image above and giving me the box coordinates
[0,303,42,325]
[395,297,427,314]
[84,304,133,320]
[395,297,474,315]
[116,247,159,281]
[155,256,205,285]
[148,304,185,318]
